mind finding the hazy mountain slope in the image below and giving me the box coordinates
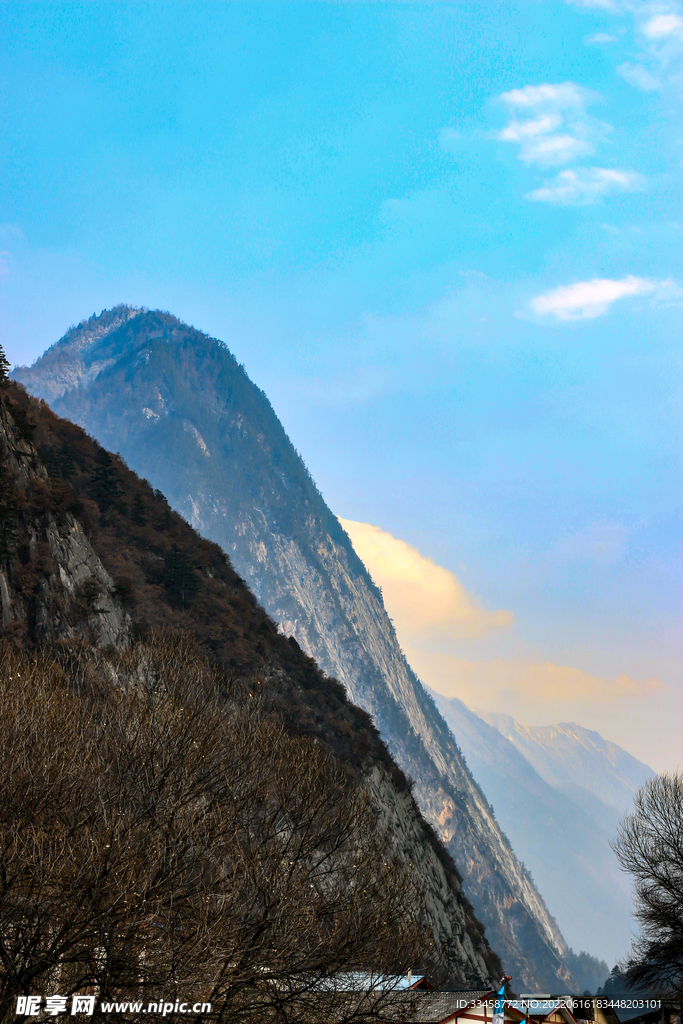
[484,715,656,815]
[15,306,576,989]
[429,690,632,967]
[0,380,500,988]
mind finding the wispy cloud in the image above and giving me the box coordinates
[496,82,607,167]
[580,3,683,92]
[567,0,624,10]
[421,652,664,706]
[617,61,662,90]
[526,166,645,205]
[339,519,513,641]
[528,274,681,320]
[586,32,619,43]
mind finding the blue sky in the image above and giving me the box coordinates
[1,0,681,770]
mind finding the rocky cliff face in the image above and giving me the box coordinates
[0,396,128,647]
[14,306,577,989]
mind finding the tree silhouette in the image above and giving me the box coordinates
[163,543,200,608]
[0,465,20,562]
[612,770,683,999]
[131,492,147,525]
[91,448,122,511]
[0,343,9,386]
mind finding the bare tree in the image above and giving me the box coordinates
[0,633,437,1023]
[611,770,683,999]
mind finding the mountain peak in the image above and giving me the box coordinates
[15,306,580,989]
[12,304,146,402]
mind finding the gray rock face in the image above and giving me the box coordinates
[0,396,128,648]
[365,767,493,982]
[14,307,578,989]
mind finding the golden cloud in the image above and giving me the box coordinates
[339,519,513,641]
[409,649,665,708]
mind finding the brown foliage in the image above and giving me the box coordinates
[0,633,436,1023]
[2,383,402,786]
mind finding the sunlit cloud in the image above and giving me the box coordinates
[413,650,665,708]
[496,82,606,167]
[529,275,658,320]
[617,61,662,90]
[526,166,645,204]
[643,13,683,39]
[339,519,513,641]
[499,83,596,108]
[340,519,670,764]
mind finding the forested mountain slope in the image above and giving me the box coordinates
[0,379,500,988]
[15,306,576,989]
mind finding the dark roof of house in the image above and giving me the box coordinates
[383,990,495,1023]
[323,988,495,1023]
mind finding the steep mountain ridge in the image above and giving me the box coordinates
[0,380,499,987]
[429,691,631,967]
[15,306,577,989]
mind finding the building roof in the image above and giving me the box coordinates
[386,991,495,1023]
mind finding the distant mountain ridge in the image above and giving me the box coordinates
[429,691,641,968]
[483,715,655,815]
[14,305,577,989]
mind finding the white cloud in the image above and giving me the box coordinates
[529,275,657,320]
[496,82,606,167]
[643,13,683,38]
[586,32,620,42]
[499,82,597,110]
[522,135,595,165]
[617,61,662,90]
[339,519,513,641]
[566,0,624,10]
[526,166,645,204]
[499,114,563,140]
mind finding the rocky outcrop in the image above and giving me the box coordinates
[0,394,128,647]
[365,766,493,980]
[14,307,578,989]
